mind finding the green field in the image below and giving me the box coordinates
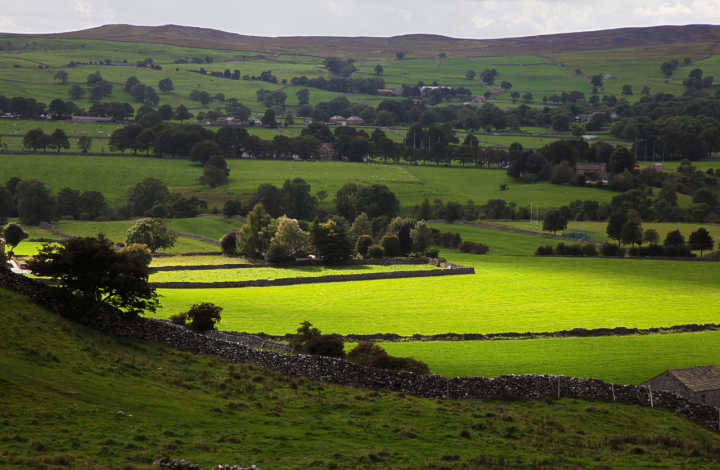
[493,220,720,247]
[428,222,543,255]
[154,253,720,336]
[5,287,720,469]
[0,154,619,210]
[151,263,438,283]
[379,330,720,385]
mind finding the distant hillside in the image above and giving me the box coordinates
[38,23,720,58]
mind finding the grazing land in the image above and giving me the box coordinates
[378,330,720,385]
[0,154,619,210]
[5,287,720,469]
[154,253,720,336]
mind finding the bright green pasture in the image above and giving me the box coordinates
[150,255,248,267]
[53,220,218,254]
[151,263,437,283]
[155,254,720,335]
[428,222,543,255]
[493,220,720,248]
[639,160,720,172]
[379,330,720,385]
[164,216,240,240]
[0,154,619,210]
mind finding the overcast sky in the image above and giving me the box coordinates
[2,0,720,38]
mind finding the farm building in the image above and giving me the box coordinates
[345,116,364,125]
[328,115,346,125]
[71,115,113,123]
[575,162,607,180]
[377,88,402,96]
[641,365,720,407]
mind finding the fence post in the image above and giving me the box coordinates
[611,383,616,402]
[649,385,654,408]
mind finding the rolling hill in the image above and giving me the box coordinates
[25,23,720,58]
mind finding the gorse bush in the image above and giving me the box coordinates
[305,335,345,358]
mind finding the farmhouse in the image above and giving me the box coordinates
[328,115,346,125]
[642,365,720,407]
[377,88,402,96]
[575,162,607,180]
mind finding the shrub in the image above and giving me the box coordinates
[220,231,238,256]
[305,335,344,358]
[126,218,177,253]
[169,312,187,326]
[663,246,695,258]
[371,355,430,375]
[582,244,598,257]
[347,342,430,374]
[425,248,439,258]
[380,233,401,257]
[347,342,387,366]
[601,243,625,257]
[459,241,489,255]
[265,241,293,264]
[432,230,462,249]
[223,199,245,217]
[289,320,320,352]
[366,244,384,258]
[355,234,373,257]
[628,245,665,257]
[185,303,222,332]
[555,242,583,256]
[535,245,554,256]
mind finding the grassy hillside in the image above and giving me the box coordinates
[154,252,720,336]
[0,154,619,211]
[3,286,720,469]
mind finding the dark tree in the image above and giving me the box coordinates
[663,229,686,248]
[16,180,55,225]
[465,70,476,80]
[68,85,85,100]
[281,178,317,220]
[252,184,284,217]
[27,237,158,317]
[310,218,353,264]
[542,209,568,234]
[262,109,277,128]
[53,70,68,84]
[174,104,193,122]
[3,223,28,256]
[49,129,70,153]
[57,187,82,219]
[606,211,627,245]
[190,140,219,165]
[127,178,170,216]
[79,191,107,219]
[689,228,714,255]
[608,146,635,174]
[0,186,12,225]
[203,156,230,187]
[296,88,310,105]
[158,78,174,93]
[374,64,384,76]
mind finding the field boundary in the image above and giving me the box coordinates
[150,264,475,288]
[149,256,441,272]
[255,323,720,343]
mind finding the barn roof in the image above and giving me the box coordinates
[669,365,720,392]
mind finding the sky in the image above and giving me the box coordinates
[1,0,720,39]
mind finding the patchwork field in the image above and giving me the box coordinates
[378,330,720,385]
[154,253,720,336]
[0,154,619,210]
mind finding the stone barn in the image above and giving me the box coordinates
[642,365,720,407]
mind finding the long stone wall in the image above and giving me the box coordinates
[2,270,718,432]
[150,266,475,289]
